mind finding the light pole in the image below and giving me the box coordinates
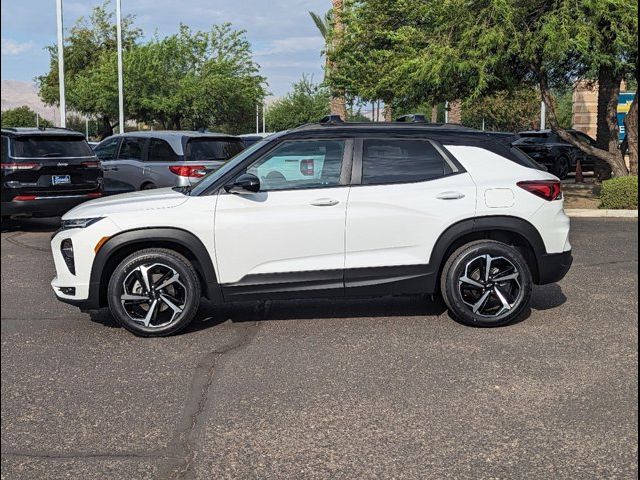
[540,101,546,130]
[55,0,66,128]
[115,0,125,134]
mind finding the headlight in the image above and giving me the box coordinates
[60,217,104,230]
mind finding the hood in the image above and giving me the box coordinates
[63,188,189,220]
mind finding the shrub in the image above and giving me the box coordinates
[599,176,638,209]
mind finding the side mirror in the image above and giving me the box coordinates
[225,173,260,194]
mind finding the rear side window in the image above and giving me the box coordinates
[118,137,146,160]
[12,136,93,158]
[94,136,120,160]
[148,139,178,162]
[186,138,244,162]
[1,136,8,162]
[362,139,448,185]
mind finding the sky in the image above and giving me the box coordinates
[0,0,329,97]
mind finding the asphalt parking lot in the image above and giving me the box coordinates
[1,217,637,479]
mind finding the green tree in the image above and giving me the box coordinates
[125,24,265,134]
[1,106,53,128]
[462,89,541,132]
[265,76,330,131]
[37,2,141,138]
[333,0,637,176]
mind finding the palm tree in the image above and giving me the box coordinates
[309,5,347,120]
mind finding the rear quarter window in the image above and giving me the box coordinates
[186,138,244,162]
[1,136,8,162]
[12,136,93,158]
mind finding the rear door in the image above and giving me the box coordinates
[146,138,180,187]
[6,135,100,196]
[344,137,476,294]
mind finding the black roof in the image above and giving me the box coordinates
[1,127,85,138]
[283,122,511,146]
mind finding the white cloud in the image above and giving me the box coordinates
[1,38,34,55]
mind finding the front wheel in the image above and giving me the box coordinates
[107,248,201,336]
[440,240,532,327]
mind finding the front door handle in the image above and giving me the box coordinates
[437,191,465,200]
[310,198,340,207]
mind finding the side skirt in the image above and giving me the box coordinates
[220,265,436,302]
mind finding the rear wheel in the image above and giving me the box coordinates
[440,240,532,327]
[107,248,201,336]
[141,182,156,190]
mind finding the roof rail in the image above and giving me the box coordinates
[1,127,19,132]
[395,114,427,123]
[319,114,344,125]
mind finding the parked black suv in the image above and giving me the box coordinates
[513,129,605,179]
[1,128,102,218]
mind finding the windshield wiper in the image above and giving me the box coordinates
[42,152,64,157]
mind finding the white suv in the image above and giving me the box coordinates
[51,121,572,336]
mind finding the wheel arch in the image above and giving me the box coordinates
[89,227,222,308]
[429,216,547,287]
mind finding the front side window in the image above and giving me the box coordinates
[247,140,345,191]
[361,139,447,185]
[148,139,178,162]
[94,137,120,161]
[118,137,146,161]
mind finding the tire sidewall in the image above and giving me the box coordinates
[443,241,532,327]
[107,249,201,336]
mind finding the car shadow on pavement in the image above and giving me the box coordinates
[87,286,566,335]
[1,217,61,233]
[87,295,449,335]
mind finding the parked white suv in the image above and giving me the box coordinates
[51,120,572,336]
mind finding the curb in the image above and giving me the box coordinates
[566,209,638,218]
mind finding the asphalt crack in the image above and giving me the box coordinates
[157,320,260,479]
[4,232,50,252]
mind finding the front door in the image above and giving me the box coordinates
[215,138,352,299]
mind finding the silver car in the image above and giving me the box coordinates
[94,131,245,193]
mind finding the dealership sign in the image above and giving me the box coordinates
[618,92,636,140]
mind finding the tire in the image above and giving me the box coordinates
[107,248,201,337]
[552,156,570,179]
[141,182,156,190]
[440,240,532,327]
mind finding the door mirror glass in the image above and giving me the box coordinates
[226,173,260,194]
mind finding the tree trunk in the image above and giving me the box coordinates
[98,116,113,140]
[625,93,638,176]
[431,105,438,123]
[383,103,393,122]
[328,0,348,120]
[596,67,624,155]
[539,76,628,177]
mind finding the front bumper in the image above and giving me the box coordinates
[536,250,573,285]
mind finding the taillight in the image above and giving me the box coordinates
[81,160,101,168]
[517,180,562,201]
[169,165,207,178]
[1,162,41,170]
[300,159,314,176]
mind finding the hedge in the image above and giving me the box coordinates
[599,176,638,210]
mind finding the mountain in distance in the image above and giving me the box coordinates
[1,80,59,124]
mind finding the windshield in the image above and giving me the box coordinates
[189,134,283,195]
[12,136,94,158]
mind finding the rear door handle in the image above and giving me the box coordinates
[437,191,465,200]
[310,198,340,207]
